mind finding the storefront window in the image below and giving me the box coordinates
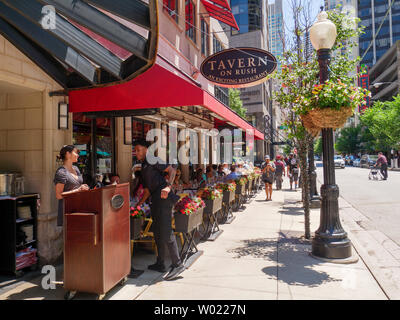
[132,118,155,165]
[73,113,115,187]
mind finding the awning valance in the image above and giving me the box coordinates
[201,0,239,30]
[69,56,263,140]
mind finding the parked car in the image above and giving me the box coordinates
[334,155,345,169]
[314,155,321,161]
[353,158,361,167]
[360,154,379,168]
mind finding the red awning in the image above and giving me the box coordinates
[68,56,263,140]
[201,0,239,30]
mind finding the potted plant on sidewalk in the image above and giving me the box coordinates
[235,177,247,196]
[130,205,147,240]
[174,196,205,233]
[200,187,223,215]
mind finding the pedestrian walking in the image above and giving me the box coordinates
[274,155,285,190]
[261,155,275,201]
[375,152,388,180]
[287,153,300,190]
[133,139,185,281]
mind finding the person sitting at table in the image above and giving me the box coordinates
[225,165,241,182]
[195,168,207,188]
[172,169,184,193]
[216,164,224,177]
[206,165,216,185]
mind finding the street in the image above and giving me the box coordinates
[316,164,400,247]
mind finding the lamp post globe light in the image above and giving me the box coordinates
[309,12,352,260]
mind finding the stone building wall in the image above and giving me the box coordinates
[0,35,70,265]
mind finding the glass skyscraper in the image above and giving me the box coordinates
[358,0,400,67]
[231,0,262,34]
[268,0,284,69]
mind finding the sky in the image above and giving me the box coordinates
[282,0,325,36]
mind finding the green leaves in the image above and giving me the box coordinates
[360,95,400,151]
[229,88,246,118]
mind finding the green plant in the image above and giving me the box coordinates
[306,80,369,112]
[229,88,247,118]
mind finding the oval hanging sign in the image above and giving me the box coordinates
[200,47,277,88]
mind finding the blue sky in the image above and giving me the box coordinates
[282,0,325,35]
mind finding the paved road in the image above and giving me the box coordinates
[316,164,400,247]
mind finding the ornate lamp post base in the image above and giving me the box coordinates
[311,129,352,260]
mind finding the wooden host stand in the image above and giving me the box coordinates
[63,183,130,300]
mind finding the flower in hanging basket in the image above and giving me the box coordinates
[307,79,369,128]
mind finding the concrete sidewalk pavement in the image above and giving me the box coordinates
[0,181,387,300]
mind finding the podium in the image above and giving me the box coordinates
[63,183,130,299]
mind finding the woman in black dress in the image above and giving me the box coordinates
[54,145,89,226]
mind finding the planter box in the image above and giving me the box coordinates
[130,217,144,240]
[223,190,235,204]
[235,184,246,195]
[174,208,203,233]
[203,197,223,215]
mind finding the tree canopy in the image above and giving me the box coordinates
[229,88,247,118]
[360,95,400,152]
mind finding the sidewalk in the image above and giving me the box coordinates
[0,181,387,300]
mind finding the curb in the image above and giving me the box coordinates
[315,178,400,300]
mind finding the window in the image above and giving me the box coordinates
[73,114,115,187]
[213,35,223,54]
[132,118,155,165]
[201,18,209,56]
[186,0,196,43]
[163,0,179,23]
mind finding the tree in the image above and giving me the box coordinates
[229,88,247,118]
[335,125,362,155]
[273,3,365,239]
[360,95,400,153]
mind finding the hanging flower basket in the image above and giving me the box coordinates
[308,106,354,129]
[300,113,321,137]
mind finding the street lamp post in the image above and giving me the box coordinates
[309,12,352,259]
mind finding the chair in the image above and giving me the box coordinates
[131,217,157,256]
[131,217,185,256]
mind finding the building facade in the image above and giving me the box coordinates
[357,0,400,67]
[0,0,263,266]
[227,0,275,161]
[369,39,400,101]
[268,0,284,70]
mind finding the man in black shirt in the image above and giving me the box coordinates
[134,139,185,281]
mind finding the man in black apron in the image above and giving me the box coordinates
[134,139,185,281]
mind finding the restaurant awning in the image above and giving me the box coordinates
[201,0,239,30]
[69,56,264,140]
[0,0,158,88]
